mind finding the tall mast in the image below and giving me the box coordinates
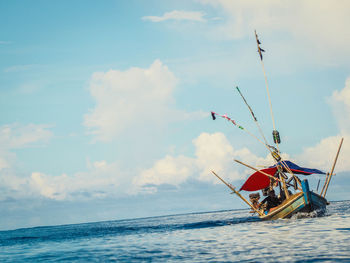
[254,30,280,151]
[254,31,292,198]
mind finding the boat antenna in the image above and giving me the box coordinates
[255,30,280,151]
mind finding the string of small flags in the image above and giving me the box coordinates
[211,111,244,130]
[211,111,269,148]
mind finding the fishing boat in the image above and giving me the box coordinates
[211,31,344,220]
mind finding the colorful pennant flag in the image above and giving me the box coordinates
[211,111,242,129]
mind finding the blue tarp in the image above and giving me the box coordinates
[270,160,326,175]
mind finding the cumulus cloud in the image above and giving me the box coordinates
[2,130,264,199]
[193,132,288,183]
[84,60,177,141]
[7,131,255,199]
[133,155,195,193]
[329,78,350,133]
[134,116,346,194]
[0,123,53,200]
[200,0,350,40]
[0,157,8,171]
[142,10,206,22]
[296,78,350,173]
[84,59,205,141]
[193,132,236,182]
[297,135,349,173]
[198,0,350,64]
[0,123,52,150]
[29,160,123,200]
[4,77,348,200]
[1,160,125,201]
[0,150,15,171]
[0,123,53,175]
[134,132,274,192]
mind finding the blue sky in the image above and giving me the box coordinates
[1,0,350,230]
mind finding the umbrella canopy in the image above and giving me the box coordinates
[240,160,325,192]
[270,160,326,175]
[240,167,277,191]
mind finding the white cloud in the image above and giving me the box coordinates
[4,73,348,200]
[142,10,206,22]
[200,0,350,40]
[0,123,54,200]
[0,172,29,200]
[84,60,177,141]
[297,78,350,172]
[29,160,122,200]
[30,172,59,199]
[0,123,53,150]
[297,135,349,173]
[329,78,350,133]
[133,155,195,193]
[134,132,274,192]
[193,132,236,182]
[1,160,124,201]
[0,150,14,171]
[0,123,53,176]
[193,133,290,183]
[134,124,346,195]
[84,59,205,141]
[198,0,350,65]
[92,160,107,169]
[0,158,8,171]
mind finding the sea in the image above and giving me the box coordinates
[1,200,350,262]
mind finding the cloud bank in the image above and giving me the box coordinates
[136,77,350,193]
[2,75,349,202]
[134,132,273,193]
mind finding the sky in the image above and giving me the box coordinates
[1,0,350,230]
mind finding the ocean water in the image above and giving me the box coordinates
[1,201,350,262]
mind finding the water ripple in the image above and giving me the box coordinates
[1,201,350,262]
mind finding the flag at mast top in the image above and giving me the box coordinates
[255,30,265,60]
[254,30,280,147]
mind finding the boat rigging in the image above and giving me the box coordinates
[210,31,344,220]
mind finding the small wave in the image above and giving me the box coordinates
[290,208,327,220]
[0,214,260,247]
[179,216,259,230]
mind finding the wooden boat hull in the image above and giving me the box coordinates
[259,185,327,220]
